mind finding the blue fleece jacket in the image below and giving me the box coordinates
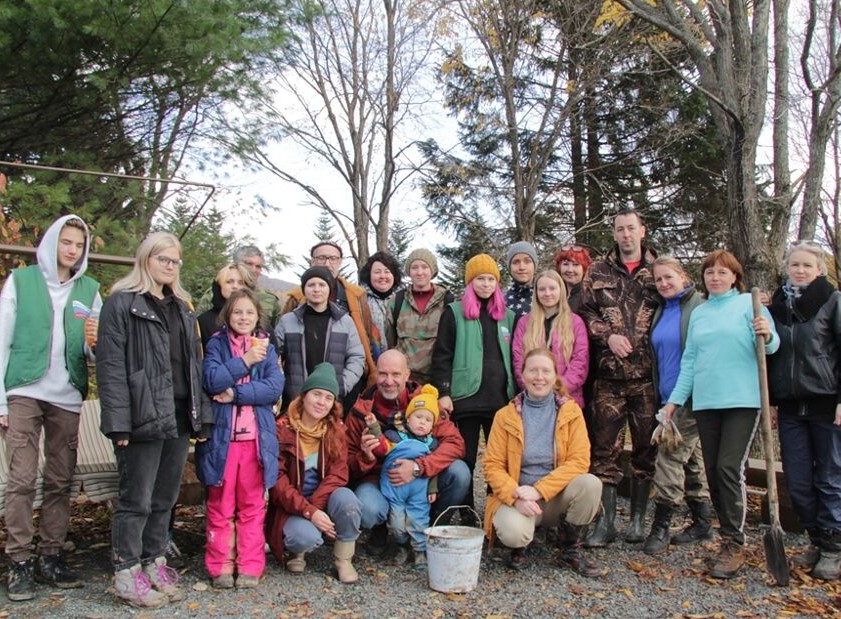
[667,289,779,411]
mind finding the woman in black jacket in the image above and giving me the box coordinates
[97,232,212,608]
[767,240,841,581]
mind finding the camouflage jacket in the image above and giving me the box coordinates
[386,284,453,383]
[577,245,659,381]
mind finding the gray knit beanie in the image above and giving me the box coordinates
[404,248,438,279]
[506,241,538,271]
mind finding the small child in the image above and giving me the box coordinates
[366,384,440,568]
[198,288,284,589]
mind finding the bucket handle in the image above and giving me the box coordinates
[431,504,480,528]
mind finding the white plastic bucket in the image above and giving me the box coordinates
[424,523,484,593]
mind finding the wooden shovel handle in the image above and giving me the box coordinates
[751,288,781,524]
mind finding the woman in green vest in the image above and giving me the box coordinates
[431,253,515,523]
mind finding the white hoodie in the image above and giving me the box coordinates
[0,215,103,415]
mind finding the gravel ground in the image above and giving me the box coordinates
[2,494,839,619]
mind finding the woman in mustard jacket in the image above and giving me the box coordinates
[483,348,601,576]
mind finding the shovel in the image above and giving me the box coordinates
[751,287,789,586]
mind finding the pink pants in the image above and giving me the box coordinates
[205,440,266,578]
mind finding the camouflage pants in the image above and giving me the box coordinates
[589,378,657,486]
[651,405,709,507]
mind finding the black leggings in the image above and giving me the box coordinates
[454,415,494,509]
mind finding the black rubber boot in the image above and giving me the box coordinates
[625,479,651,543]
[559,523,600,578]
[585,484,618,548]
[643,502,673,555]
[672,498,713,544]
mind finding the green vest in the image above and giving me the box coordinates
[4,265,99,398]
[448,301,515,401]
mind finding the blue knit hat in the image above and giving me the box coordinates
[301,362,339,397]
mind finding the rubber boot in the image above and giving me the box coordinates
[643,502,673,555]
[672,498,713,544]
[625,479,651,543]
[333,540,359,584]
[559,522,600,578]
[114,564,168,609]
[585,484,617,548]
[813,530,841,580]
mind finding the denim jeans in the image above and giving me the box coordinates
[111,433,190,571]
[356,459,470,530]
[779,413,841,534]
[283,487,362,553]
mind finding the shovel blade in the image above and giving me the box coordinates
[763,524,790,586]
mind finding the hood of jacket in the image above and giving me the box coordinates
[36,214,91,285]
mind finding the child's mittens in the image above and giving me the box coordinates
[365,413,382,438]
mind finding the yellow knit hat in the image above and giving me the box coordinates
[464,253,500,284]
[406,384,440,424]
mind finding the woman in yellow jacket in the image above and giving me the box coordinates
[484,348,602,576]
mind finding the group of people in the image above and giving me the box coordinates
[1,210,839,609]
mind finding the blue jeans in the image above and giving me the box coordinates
[283,488,362,553]
[356,459,471,530]
[778,413,841,534]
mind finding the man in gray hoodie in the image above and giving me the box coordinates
[0,215,101,601]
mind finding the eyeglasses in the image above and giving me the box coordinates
[312,255,343,265]
[561,245,586,252]
[153,255,183,268]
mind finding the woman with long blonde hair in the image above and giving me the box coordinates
[97,232,212,608]
[512,270,589,408]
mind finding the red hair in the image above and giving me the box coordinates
[553,246,593,272]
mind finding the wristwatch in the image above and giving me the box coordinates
[412,462,421,478]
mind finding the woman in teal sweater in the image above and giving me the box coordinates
[662,250,778,580]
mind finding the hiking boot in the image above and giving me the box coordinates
[235,574,261,588]
[114,564,167,608]
[365,523,389,557]
[793,545,821,569]
[165,536,185,570]
[286,553,306,574]
[793,529,821,569]
[710,538,745,579]
[413,550,428,570]
[586,484,618,548]
[813,531,841,580]
[211,573,234,589]
[7,557,35,601]
[35,553,82,589]
[643,503,673,556]
[391,544,410,566]
[672,498,714,544]
[143,556,185,602]
[559,523,600,578]
[625,479,651,543]
[508,546,529,570]
[333,541,359,584]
